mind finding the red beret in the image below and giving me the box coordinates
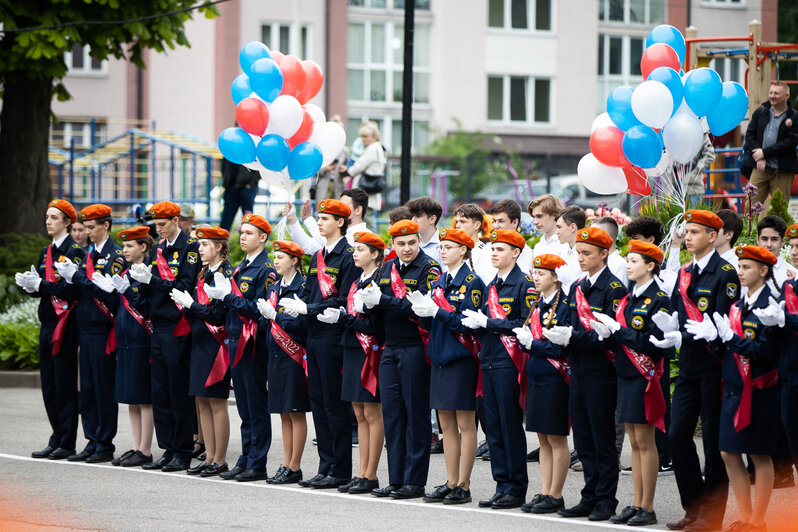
[439,228,474,249]
[241,213,272,235]
[576,226,613,249]
[48,199,77,223]
[117,226,151,241]
[490,229,526,249]
[318,199,352,218]
[149,201,181,219]
[195,227,230,240]
[389,220,420,237]
[628,239,664,264]
[735,245,777,266]
[533,253,567,271]
[684,209,722,231]
[353,231,386,250]
[272,240,305,258]
[79,204,112,221]
[787,223,798,239]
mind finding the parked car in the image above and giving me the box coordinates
[549,175,628,211]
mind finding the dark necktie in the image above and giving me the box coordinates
[398,263,408,276]
[584,279,592,291]
[242,259,249,270]
[445,274,452,289]
[495,278,504,291]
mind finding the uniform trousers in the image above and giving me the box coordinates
[229,340,271,472]
[78,330,117,455]
[38,326,79,451]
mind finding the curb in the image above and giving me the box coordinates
[0,370,41,388]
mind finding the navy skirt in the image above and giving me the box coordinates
[617,375,648,425]
[719,386,778,455]
[342,345,380,403]
[526,380,569,436]
[430,355,478,411]
[114,344,151,405]
[268,355,310,413]
[189,343,230,399]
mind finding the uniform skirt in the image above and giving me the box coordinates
[526,380,569,436]
[342,345,380,403]
[617,375,649,425]
[719,386,778,455]
[268,355,310,413]
[430,355,478,411]
[189,343,230,399]
[115,344,151,404]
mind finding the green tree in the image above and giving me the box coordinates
[0,0,218,235]
[778,2,798,89]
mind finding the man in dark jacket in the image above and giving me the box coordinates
[220,158,261,231]
[745,81,798,207]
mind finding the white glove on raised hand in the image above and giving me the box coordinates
[170,288,194,309]
[256,298,277,320]
[280,294,308,317]
[513,326,534,349]
[129,263,152,285]
[712,312,734,342]
[462,308,488,329]
[92,272,116,293]
[54,260,78,283]
[317,307,343,324]
[410,293,439,318]
[652,310,680,334]
[15,266,41,291]
[112,274,130,293]
[753,297,786,328]
[649,330,682,349]
[542,325,573,347]
[554,265,576,289]
[211,272,232,299]
[589,319,613,341]
[685,313,718,342]
[359,282,382,309]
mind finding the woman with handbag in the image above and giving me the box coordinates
[341,122,385,227]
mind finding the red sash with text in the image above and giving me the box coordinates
[269,290,308,389]
[390,263,431,354]
[316,250,339,299]
[196,277,230,387]
[230,264,257,367]
[44,245,77,356]
[487,284,528,407]
[679,264,722,364]
[118,268,153,336]
[86,251,117,354]
[529,307,571,386]
[785,282,798,316]
[155,247,191,337]
[433,286,483,396]
[574,285,616,365]
[348,280,382,397]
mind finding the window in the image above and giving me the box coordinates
[346,116,430,154]
[701,0,743,5]
[598,0,664,25]
[709,57,746,84]
[50,120,108,148]
[348,0,430,9]
[597,34,644,112]
[261,23,311,58]
[486,75,552,124]
[488,0,552,31]
[65,43,106,75]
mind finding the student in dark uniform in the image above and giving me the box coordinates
[514,253,571,515]
[589,240,670,526]
[405,228,483,505]
[461,229,535,510]
[545,226,628,521]
[204,214,277,482]
[357,220,441,499]
[129,201,201,473]
[317,231,386,495]
[15,199,85,460]
[257,240,309,485]
[684,245,780,532]
[169,227,232,477]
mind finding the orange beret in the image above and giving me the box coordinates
[490,229,526,249]
[195,227,230,240]
[533,253,567,271]
[149,201,181,219]
[439,228,474,249]
[576,226,613,249]
[241,213,272,235]
[353,231,386,250]
[684,209,722,231]
[49,199,77,223]
[482,214,493,236]
[389,220,420,237]
[787,223,798,239]
[628,239,664,264]
[79,204,112,221]
[735,245,777,266]
[318,199,352,218]
[272,240,304,258]
[117,226,151,241]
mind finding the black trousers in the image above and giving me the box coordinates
[78,330,118,455]
[656,367,672,465]
[150,328,194,461]
[38,326,79,451]
[229,340,271,472]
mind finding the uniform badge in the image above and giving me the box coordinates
[610,281,621,289]
[697,297,709,311]
[722,264,734,272]
[459,285,466,293]
[631,315,644,330]
[534,257,542,267]
[111,262,123,275]
[170,266,178,277]
[613,299,619,312]
[240,281,250,293]
[502,303,512,315]
[471,289,481,307]
[726,283,738,298]
[525,293,536,308]
[187,252,198,264]
[744,328,755,339]
[644,298,651,305]
[173,251,179,260]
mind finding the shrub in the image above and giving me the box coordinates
[0,299,40,369]
[0,233,50,277]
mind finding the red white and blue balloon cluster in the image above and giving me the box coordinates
[580,25,749,197]
[217,42,346,181]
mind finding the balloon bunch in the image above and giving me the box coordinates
[218,42,347,182]
[580,24,749,198]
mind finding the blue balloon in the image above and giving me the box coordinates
[622,125,663,168]
[287,142,323,180]
[646,25,686,66]
[218,127,256,165]
[683,68,723,117]
[607,86,642,132]
[256,135,290,171]
[239,41,272,76]
[249,58,283,103]
[707,82,749,136]
[647,67,684,116]
[231,74,252,105]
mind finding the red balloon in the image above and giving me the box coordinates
[640,43,681,79]
[590,126,628,167]
[235,97,269,136]
[270,50,284,63]
[297,60,324,104]
[623,166,652,196]
[279,55,306,98]
[287,109,314,149]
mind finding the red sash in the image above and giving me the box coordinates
[269,290,308,389]
[347,280,382,397]
[44,245,77,357]
[86,251,117,355]
[679,264,722,364]
[390,263,431,355]
[729,303,779,432]
[230,264,257,367]
[155,247,191,337]
[487,284,528,407]
[529,307,571,385]
[574,285,616,365]
[316,250,339,299]
[785,282,798,315]
[197,276,230,387]
[616,296,666,432]
[433,285,483,397]
[118,268,153,336]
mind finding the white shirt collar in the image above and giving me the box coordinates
[543,232,559,245]
[281,271,296,287]
[166,232,180,248]
[633,278,654,298]
[588,266,607,285]
[209,261,222,272]
[93,238,108,254]
[326,236,344,254]
[541,289,557,305]
[347,222,370,236]
[446,263,463,281]
[246,249,262,263]
[421,230,440,248]
[52,233,69,248]
[719,247,736,262]
[694,249,716,273]
[745,285,765,309]
[360,267,378,281]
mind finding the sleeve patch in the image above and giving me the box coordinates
[471,289,482,307]
[186,252,198,264]
[726,283,738,298]
[610,281,622,289]
[722,264,734,272]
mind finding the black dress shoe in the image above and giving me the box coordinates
[219,465,245,480]
[478,492,504,508]
[235,469,268,482]
[558,501,594,518]
[32,446,55,459]
[48,448,74,460]
[337,476,362,492]
[390,485,425,499]
[67,450,92,462]
[442,486,472,505]
[311,475,349,489]
[588,503,615,521]
[142,454,172,470]
[200,462,228,477]
[121,451,152,467]
[683,518,722,532]
[628,508,657,526]
[610,505,639,523]
[192,442,205,459]
[349,478,378,494]
[298,473,325,487]
[161,457,190,472]
[267,466,287,484]
[667,516,696,530]
[372,484,401,497]
[112,449,135,466]
[491,494,524,509]
[272,468,302,485]
[475,440,489,457]
[521,493,544,512]
[423,483,453,503]
[527,447,540,462]
[481,450,491,461]
[530,495,565,514]
[187,461,209,475]
[86,453,114,464]
[430,439,444,454]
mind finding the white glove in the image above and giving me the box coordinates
[170,288,194,308]
[542,325,573,347]
[554,265,576,289]
[112,274,130,293]
[409,292,439,318]
[753,297,786,328]
[652,310,679,334]
[317,307,342,324]
[685,313,718,342]
[256,299,277,320]
[513,326,534,349]
[15,266,41,291]
[359,282,382,309]
[589,319,613,341]
[712,312,734,343]
[649,330,682,349]
[462,308,488,329]
[54,260,78,283]
[92,272,116,293]
[129,263,152,285]
[280,294,308,317]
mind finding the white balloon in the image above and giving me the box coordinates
[304,104,326,132]
[269,95,303,138]
[662,113,704,164]
[590,112,614,134]
[313,122,347,167]
[577,153,628,195]
[243,161,266,172]
[631,80,674,129]
[258,168,291,187]
[645,150,673,177]
[699,116,709,133]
